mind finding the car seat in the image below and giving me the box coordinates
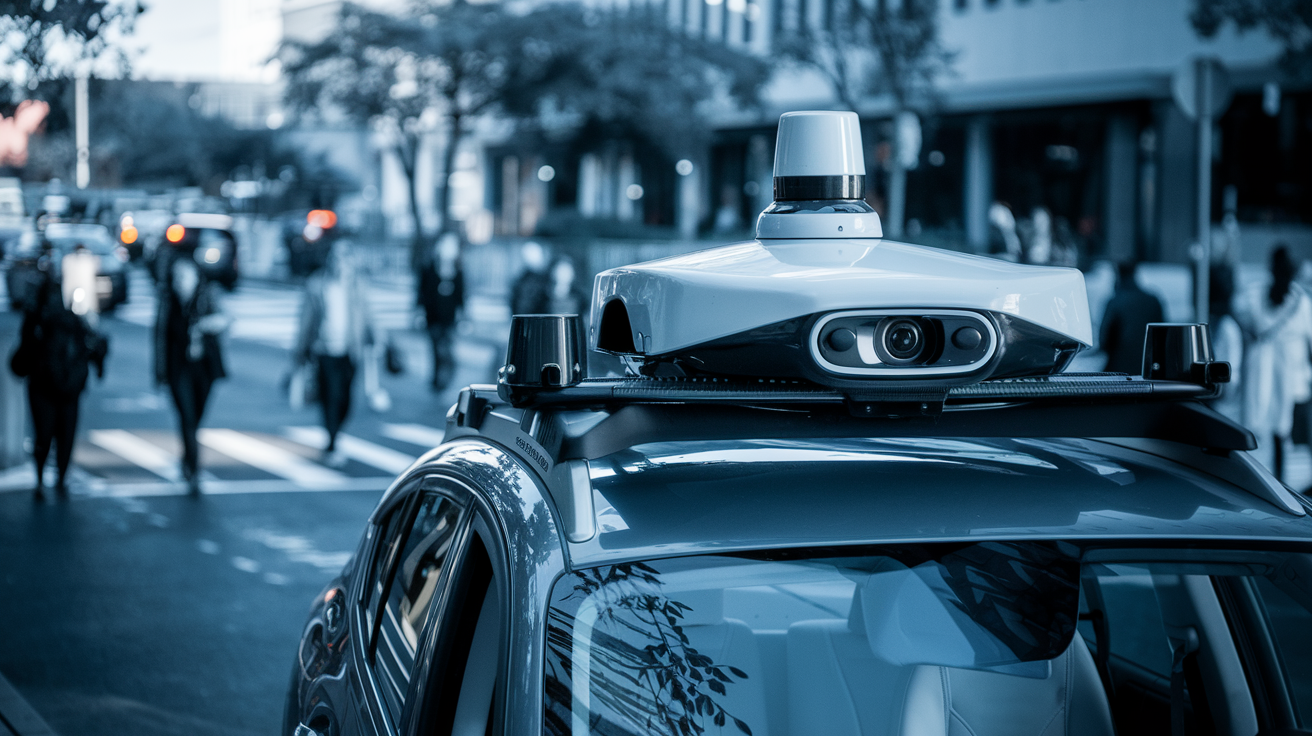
[677,589,771,736]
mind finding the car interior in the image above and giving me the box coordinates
[548,546,1312,736]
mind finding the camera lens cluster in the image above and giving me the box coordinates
[873,318,934,365]
[813,310,994,376]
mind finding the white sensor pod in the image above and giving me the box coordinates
[756,110,883,239]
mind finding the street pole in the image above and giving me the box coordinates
[75,73,90,190]
[1195,58,1212,325]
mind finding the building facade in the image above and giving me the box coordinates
[283,0,1308,265]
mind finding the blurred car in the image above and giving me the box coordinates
[149,213,239,290]
[5,223,129,312]
[281,209,337,278]
[118,208,173,262]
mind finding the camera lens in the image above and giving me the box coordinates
[883,319,924,362]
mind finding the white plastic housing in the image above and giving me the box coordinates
[591,239,1093,356]
[756,207,883,239]
[774,111,866,177]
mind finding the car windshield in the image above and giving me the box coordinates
[46,236,113,257]
[544,544,1312,736]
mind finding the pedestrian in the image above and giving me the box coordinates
[155,253,229,494]
[510,240,550,316]
[546,256,590,318]
[1099,262,1165,375]
[1236,245,1312,481]
[417,232,464,391]
[10,274,106,499]
[987,201,1021,261]
[295,242,374,466]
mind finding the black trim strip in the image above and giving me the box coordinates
[774,175,865,200]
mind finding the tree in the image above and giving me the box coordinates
[284,1,543,268]
[0,0,140,104]
[515,5,770,163]
[1191,0,1312,82]
[777,0,952,237]
[284,1,770,260]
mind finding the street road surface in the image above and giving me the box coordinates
[0,268,508,736]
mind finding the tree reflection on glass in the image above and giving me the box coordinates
[545,563,752,736]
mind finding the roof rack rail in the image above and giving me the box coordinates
[498,373,1217,415]
[448,381,1255,472]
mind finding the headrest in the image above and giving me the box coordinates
[677,589,726,626]
[857,562,1052,678]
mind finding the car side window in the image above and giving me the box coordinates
[1083,570,1172,678]
[363,501,411,642]
[416,526,503,736]
[1253,576,1312,723]
[372,493,464,728]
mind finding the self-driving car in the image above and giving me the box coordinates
[285,112,1312,736]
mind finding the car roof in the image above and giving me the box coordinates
[560,436,1312,567]
[177,213,233,230]
[44,223,110,239]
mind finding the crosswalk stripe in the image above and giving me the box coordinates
[68,477,391,498]
[284,427,416,475]
[380,423,446,450]
[88,429,180,481]
[198,429,350,487]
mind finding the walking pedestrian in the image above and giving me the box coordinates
[295,243,374,466]
[1099,262,1165,375]
[510,241,550,316]
[546,256,589,318]
[155,253,229,494]
[10,274,106,499]
[1236,245,1312,481]
[417,232,464,391]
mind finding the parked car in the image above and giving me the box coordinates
[5,223,129,312]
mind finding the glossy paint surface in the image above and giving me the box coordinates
[590,239,1092,357]
[568,437,1312,567]
[420,441,566,736]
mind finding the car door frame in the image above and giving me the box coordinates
[401,484,511,736]
[348,471,473,736]
[394,440,569,736]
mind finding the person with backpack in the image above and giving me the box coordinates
[155,252,229,494]
[10,274,107,499]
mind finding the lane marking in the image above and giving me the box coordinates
[243,528,354,571]
[380,423,446,450]
[198,429,350,487]
[88,429,179,481]
[285,426,416,475]
[49,476,390,499]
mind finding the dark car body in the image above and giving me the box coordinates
[5,223,129,312]
[285,389,1312,736]
[147,213,239,290]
